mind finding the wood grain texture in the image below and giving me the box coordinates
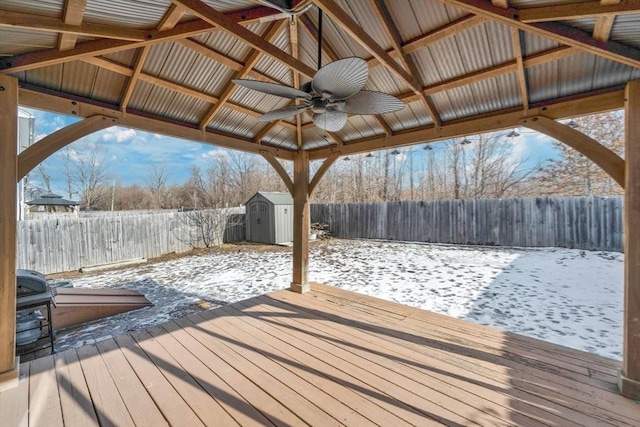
[0,75,18,374]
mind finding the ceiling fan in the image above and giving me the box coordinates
[232,9,405,132]
[233,57,405,132]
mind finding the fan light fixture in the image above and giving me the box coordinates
[232,9,405,132]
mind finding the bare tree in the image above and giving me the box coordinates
[37,163,52,193]
[148,163,171,209]
[73,143,111,209]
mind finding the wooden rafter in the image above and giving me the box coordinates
[372,0,441,126]
[81,56,296,128]
[175,39,287,85]
[58,0,87,51]
[118,3,190,112]
[518,0,640,22]
[312,0,421,91]
[397,46,577,102]
[199,20,286,130]
[592,0,620,43]
[0,6,283,74]
[511,28,529,111]
[0,9,143,42]
[308,87,625,160]
[173,0,316,79]
[491,0,509,8]
[441,0,640,69]
[120,48,150,113]
[18,86,294,160]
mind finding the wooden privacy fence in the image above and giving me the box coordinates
[311,196,623,252]
[17,208,246,274]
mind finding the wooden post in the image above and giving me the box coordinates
[291,150,310,293]
[0,75,18,389]
[620,79,640,399]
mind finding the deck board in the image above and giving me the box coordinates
[1,284,637,427]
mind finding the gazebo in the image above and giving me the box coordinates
[0,0,639,407]
[25,192,79,213]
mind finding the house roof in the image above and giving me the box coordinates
[1,0,638,160]
[249,191,294,205]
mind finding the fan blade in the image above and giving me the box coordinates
[335,90,405,115]
[312,110,348,132]
[312,57,368,100]
[257,104,311,122]
[233,79,312,100]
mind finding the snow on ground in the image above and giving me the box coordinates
[54,239,624,360]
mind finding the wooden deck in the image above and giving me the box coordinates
[0,283,637,426]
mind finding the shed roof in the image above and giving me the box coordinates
[249,191,294,205]
[1,0,638,159]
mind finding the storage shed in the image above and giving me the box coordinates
[246,192,293,245]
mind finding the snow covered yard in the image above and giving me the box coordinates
[54,239,624,360]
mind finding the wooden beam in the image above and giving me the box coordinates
[0,75,18,379]
[364,14,486,69]
[312,0,422,93]
[291,150,310,293]
[519,115,624,187]
[492,0,509,8]
[120,48,150,112]
[440,0,640,69]
[309,152,339,195]
[199,20,285,129]
[620,78,640,400]
[81,56,296,126]
[157,3,188,31]
[512,28,529,111]
[18,86,294,160]
[308,87,625,159]
[175,39,287,85]
[260,150,293,195]
[399,46,578,103]
[518,0,640,23]
[172,0,316,79]
[17,115,118,181]
[0,9,143,42]
[371,0,441,126]
[0,6,284,74]
[119,3,187,112]
[58,0,87,51]
[593,15,616,42]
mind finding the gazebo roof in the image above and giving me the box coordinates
[0,0,638,160]
[25,192,79,206]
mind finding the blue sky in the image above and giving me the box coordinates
[23,107,559,194]
[24,108,230,191]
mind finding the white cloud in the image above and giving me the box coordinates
[202,150,229,161]
[101,127,137,143]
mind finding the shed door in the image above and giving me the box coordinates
[251,202,271,243]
